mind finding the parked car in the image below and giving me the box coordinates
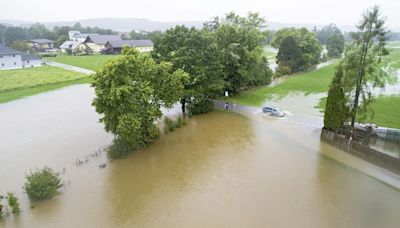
[262,105,285,117]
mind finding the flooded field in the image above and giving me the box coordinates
[1,84,400,227]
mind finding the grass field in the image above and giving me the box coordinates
[229,61,338,106]
[0,66,89,104]
[46,55,120,71]
[317,95,400,129]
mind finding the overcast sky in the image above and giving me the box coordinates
[2,0,400,28]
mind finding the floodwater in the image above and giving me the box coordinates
[1,85,400,228]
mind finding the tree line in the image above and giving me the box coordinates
[92,12,274,158]
[0,22,115,47]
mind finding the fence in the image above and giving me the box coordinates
[321,129,400,175]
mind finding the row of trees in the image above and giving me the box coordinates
[92,12,273,158]
[324,6,394,131]
[0,22,115,47]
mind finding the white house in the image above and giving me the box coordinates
[0,44,42,70]
[0,44,23,70]
[59,41,91,55]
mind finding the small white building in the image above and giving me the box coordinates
[59,41,91,55]
[21,53,42,68]
[0,44,23,70]
[0,44,42,70]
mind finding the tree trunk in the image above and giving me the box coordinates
[180,98,186,115]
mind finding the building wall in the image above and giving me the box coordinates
[0,54,23,70]
[137,46,153,53]
[22,59,42,68]
[86,43,105,53]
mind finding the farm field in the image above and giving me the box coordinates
[0,66,89,103]
[46,55,121,71]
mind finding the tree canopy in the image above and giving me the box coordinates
[273,27,322,73]
[92,48,187,150]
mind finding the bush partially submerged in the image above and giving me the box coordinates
[23,167,62,200]
[164,116,186,133]
[188,98,214,116]
[7,192,20,215]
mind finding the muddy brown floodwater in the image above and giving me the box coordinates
[1,84,400,228]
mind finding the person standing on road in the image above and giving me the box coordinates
[225,102,229,110]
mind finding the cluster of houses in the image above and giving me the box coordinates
[59,31,154,55]
[0,31,154,70]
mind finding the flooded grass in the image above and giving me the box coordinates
[229,61,338,106]
[0,66,90,103]
[0,77,92,104]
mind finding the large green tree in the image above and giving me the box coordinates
[316,24,343,45]
[152,26,225,114]
[92,48,187,149]
[341,6,394,127]
[207,12,272,94]
[276,36,304,73]
[272,27,322,73]
[326,32,345,58]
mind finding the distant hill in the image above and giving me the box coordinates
[1,18,399,32]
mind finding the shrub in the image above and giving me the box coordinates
[189,98,214,116]
[23,167,62,200]
[164,116,187,133]
[275,65,292,77]
[107,138,134,159]
[164,117,176,132]
[7,192,20,215]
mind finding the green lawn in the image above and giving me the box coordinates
[318,95,400,129]
[0,66,89,104]
[229,61,338,106]
[366,95,400,129]
[46,55,120,71]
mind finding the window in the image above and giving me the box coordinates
[14,62,16,65]
[1,63,4,67]
[27,60,30,63]
[12,54,15,57]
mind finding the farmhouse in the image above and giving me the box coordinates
[28,39,55,52]
[0,44,42,70]
[103,40,154,54]
[84,35,122,53]
[59,41,91,55]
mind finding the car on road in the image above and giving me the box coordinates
[262,105,285,117]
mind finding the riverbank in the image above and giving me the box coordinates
[0,66,90,104]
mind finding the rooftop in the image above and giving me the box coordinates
[107,39,154,48]
[85,35,122,45]
[29,39,54,44]
[0,44,22,55]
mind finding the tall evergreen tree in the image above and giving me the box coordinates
[324,64,348,130]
